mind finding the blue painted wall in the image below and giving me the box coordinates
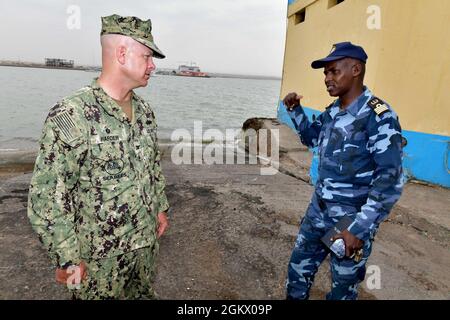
[401,131,450,187]
[277,101,450,188]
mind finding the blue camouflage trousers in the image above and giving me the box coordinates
[286,197,374,300]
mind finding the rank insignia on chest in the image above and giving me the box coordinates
[368,97,389,116]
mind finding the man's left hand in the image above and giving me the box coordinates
[331,230,363,257]
[157,212,169,238]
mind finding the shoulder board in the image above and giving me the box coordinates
[367,96,389,116]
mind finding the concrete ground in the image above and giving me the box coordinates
[0,120,449,300]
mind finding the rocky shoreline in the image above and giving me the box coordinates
[0,119,449,299]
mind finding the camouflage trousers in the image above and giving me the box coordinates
[70,243,159,300]
[286,202,374,300]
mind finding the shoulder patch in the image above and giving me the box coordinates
[367,96,389,116]
[51,111,81,143]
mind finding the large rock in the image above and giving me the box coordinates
[241,118,312,183]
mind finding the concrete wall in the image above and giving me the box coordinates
[279,0,450,187]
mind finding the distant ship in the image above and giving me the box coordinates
[175,64,210,78]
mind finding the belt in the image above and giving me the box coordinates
[315,193,364,213]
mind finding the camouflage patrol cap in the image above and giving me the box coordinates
[101,14,165,59]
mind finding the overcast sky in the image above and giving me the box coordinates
[0,0,288,77]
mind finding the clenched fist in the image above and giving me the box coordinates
[283,92,303,110]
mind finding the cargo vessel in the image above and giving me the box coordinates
[175,64,210,78]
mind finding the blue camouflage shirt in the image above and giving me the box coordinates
[288,87,404,241]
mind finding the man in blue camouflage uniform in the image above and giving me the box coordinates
[284,42,404,300]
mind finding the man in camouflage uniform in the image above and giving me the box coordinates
[27,14,169,299]
[283,42,404,300]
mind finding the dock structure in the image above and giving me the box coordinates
[44,58,74,68]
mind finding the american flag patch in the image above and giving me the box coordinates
[51,111,81,142]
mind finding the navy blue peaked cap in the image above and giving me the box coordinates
[311,42,368,69]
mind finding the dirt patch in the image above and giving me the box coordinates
[0,181,70,299]
[155,180,376,300]
[387,205,450,249]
